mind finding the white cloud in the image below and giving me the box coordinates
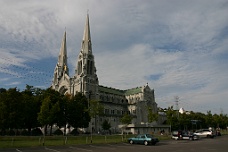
[0,0,228,114]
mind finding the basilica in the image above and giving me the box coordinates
[51,14,167,134]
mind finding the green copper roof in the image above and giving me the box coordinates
[98,85,142,96]
[124,87,142,96]
[98,86,124,95]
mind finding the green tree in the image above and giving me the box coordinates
[147,106,158,123]
[121,113,133,125]
[89,99,104,118]
[179,113,191,130]
[38,88,63,135]
[21,85,40,135]
[6,88,24,132]
[205,111,213,128]
[165,106,179,130]
[0,88,7,131]
[0,88,24,134]
[38,97,51,135]
[101,119,111,134]
[66,93,90,129]
[120,113,133,134]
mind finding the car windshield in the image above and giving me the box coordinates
[145,134,153,138]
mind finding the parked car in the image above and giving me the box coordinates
[171,130,182,140]
[182,131,199,140]
[172,131,199,140]
[194,129,214,138]
[128,134,159,145]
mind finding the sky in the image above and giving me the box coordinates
[0,0,228,114]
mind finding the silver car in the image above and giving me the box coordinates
[194,129,214,138]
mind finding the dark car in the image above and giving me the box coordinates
[182,131,199,140]
[172,130,199,140]
[128,134,159,146]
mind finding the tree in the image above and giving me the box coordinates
[147,106,158,123]
[66,93,90,129]
[89,99,104,118]
[21,85,40,135]
[120,113,133,134]
[57,94,71,135]
[38,97,51,135]
[89,99,104,132]
[101,119,111,134]
[121,113,133,125]
[205,111,213,128]
[0,89,8,131]
[179,113,191,130]
[5,88,24,132]
[38,88,63,135]
[165,106,179,130]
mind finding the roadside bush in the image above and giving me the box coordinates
[31,128,43,136]
[6,130,15,136]
[21,130,29,136]
[69,129,79,136]
[53,129,63,135]
[0,129,6,136]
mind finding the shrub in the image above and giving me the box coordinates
[6,130,15,136]
[69,129,79,136]
[31,128,43,136]
[53,129,63,135]
[21,130,29,136]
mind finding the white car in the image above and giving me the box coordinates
[194,129,214,138]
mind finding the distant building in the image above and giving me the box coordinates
[179,107,191,115]
[51,14,168,134]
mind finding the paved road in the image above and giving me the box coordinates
[1,135,227,152]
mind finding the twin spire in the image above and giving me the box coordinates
[57,14,92,74]
[81,14,92,54]
[58,30,68,74]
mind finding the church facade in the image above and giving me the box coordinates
[51,15,160,134]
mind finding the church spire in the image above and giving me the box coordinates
[81,14,92,54]
[58,31,68,74]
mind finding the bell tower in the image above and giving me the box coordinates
[73,14,99,99]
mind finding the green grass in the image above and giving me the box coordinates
[3,132,217,149]
[0,134,135,148]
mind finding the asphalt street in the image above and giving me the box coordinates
[1,135,227,152]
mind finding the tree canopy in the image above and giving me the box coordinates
[0,86,91,135]
[162,107,228,131]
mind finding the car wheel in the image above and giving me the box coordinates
[129,140,133,144]
[144,141,148,146]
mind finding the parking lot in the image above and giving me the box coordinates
[1,135,227,152]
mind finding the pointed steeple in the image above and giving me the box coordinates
[58,31,68,74]
[73,14,99,98]
[81,14,92,54]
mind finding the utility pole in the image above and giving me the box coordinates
[175,96,179,119]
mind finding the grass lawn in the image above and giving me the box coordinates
[0,134,171,148]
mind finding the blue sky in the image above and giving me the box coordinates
[0,0,228,114]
